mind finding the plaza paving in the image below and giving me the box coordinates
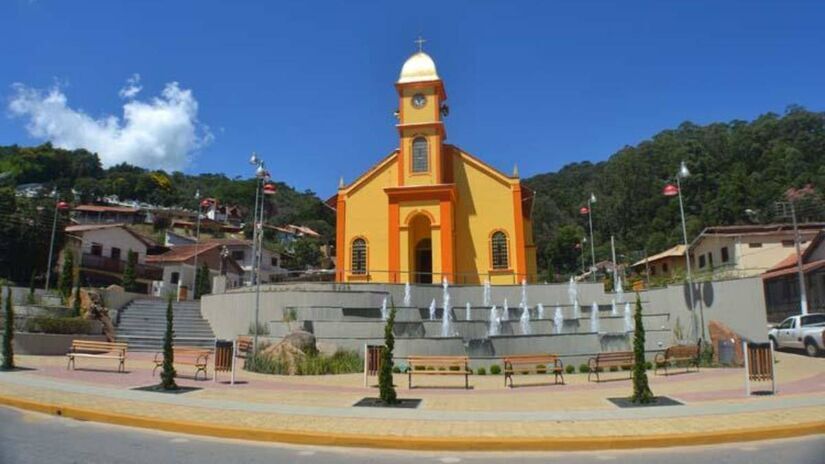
[0,352,823,450]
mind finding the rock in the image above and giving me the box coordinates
[708,320,744,366]
[260,330,318,375]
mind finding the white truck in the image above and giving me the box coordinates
[768,313,825,357]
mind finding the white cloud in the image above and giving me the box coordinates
[118,73,142,99]
[8,78,212,171]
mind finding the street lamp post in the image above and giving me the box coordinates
[664,161,702,340]
[44,190,67,291]
[192,189,202,298]
[584,193,597,282]
[248,153,268,356]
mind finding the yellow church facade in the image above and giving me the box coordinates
[333,50,537,285]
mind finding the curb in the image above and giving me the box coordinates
[1,394,823,451]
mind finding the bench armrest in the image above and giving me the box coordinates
[654,352,665,364]
[197,352,210,365]
[587,357,597,370]
[153,351,163,363]
[554,358,564,371]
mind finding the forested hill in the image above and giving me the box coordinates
[524,106,825,278]
[0,143,335,239]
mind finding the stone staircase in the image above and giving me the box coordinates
[116,298,216,351]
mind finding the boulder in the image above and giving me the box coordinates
[708,320,744,366]
[260,330,318,375]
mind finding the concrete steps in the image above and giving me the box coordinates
[116,299,216,351]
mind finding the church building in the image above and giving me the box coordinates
[332,46,537,285]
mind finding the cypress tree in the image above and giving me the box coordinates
[72,274,82,317]
[378,300,398,404]
[3,287,14,370]
[58,251,74,298]
[631,293,654,404]
[27,271,36,304]
[122,250,138,292]
[194,262,210,299]
[160,296,177,390]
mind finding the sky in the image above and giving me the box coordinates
[2,0,824,198]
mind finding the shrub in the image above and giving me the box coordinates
[245,349,362,375]
[621,365,631,371]
[579,363,590,373]
[122,250,138,292]
[610,366,619,372]
[565,364,575,374]
[489,364,501,375]
[644,361,653,370]
[392,366,401,374]
[476,367,487,375]
[25,316,92,334]
[58,252,74,299]
[448,365,460,371]
[248,321,270,335]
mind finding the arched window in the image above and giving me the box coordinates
[351,238,367,275]
[491,231,509,270]
[412,137,428,172]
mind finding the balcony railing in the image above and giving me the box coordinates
[81,254,163,280]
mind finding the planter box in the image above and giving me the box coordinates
[10,333,108,356]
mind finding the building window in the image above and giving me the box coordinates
[721,246,729,263]
[708,252,714,268]
[271,256,279,267]
[231,250,245,261]
[90,243,103,256]
[699,255,706,268]
[491,231,509,270]
[662,262,669,273]
[170,272,180,284]
[351,238,367,275]
[749,242,762,248]
[411,137,428,173]
[111,247,121,260]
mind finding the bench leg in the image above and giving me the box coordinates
[465,373,469,390]
[408,371,412,389]
[152,364,159,377]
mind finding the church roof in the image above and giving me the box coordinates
[398,52,440,84]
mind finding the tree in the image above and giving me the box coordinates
[194,262,211,299]
[2,287,14,370]
[291,237,322,270]
[159,296,177,390]
[631,293,654,404]
[58,251,74,298]
[122,250,138,292]
[27,271,36,304]
[378,300,398,404]
[72,273,82,317]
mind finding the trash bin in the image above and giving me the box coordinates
[718,339,734,366]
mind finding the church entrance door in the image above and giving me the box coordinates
[415,239,432,284]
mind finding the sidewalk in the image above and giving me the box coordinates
[1,352,823,450]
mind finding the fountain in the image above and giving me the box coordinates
[483,279,492,306]
[519,304,532,335]
[466,302,472,320]
[520,279,528,311]
[573,300,581,319]
[537,303,545,320]
[488,305,501,336]
[615,274,625,303]
[502,298,510,321]
[403,282,411,307]
[590,302,600,333]
[381,297,389,320]
[611,298,618,316]
[554,306,564,334]
[441,278,453,337]
[624,302,633,332]
[567,277,578,306]
[428,298,436,321]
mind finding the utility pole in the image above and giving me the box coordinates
[775,201,809,315]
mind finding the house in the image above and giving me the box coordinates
[689,223,825,278]
[631,245,687,280]
[204,238,287,284]
[14,183,45,198]
[201,198,244,226]
[146,243,243,300]
[72,204,143,225]
[62,224,164,292]
[762,231,825,322]
[169,218,242,237]
[266,224,321,247]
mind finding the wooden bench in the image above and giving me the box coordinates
[66,340,128,372]
[587,351,633,382]
[153,347,211,380]
[503,354,564,387]
[654,343,699,376]
[407,356,471,389]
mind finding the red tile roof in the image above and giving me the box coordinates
[74,204,139,213]
[145,243,222,263]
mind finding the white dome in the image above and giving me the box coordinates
[397,52,440,84]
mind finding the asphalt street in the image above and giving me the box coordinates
[0,406,822,464]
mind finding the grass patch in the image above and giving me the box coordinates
[245,349,362,375]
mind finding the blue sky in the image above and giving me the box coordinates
[2,1,824,197]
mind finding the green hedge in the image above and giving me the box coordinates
[25,316,93,335]
[245,349,362,376]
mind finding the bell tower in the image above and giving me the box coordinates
[395,39,448,186]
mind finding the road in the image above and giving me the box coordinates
[0,406,822,464]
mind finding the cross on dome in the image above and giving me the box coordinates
[415,35,426,52]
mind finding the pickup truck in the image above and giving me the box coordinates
[768,313,825,357]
